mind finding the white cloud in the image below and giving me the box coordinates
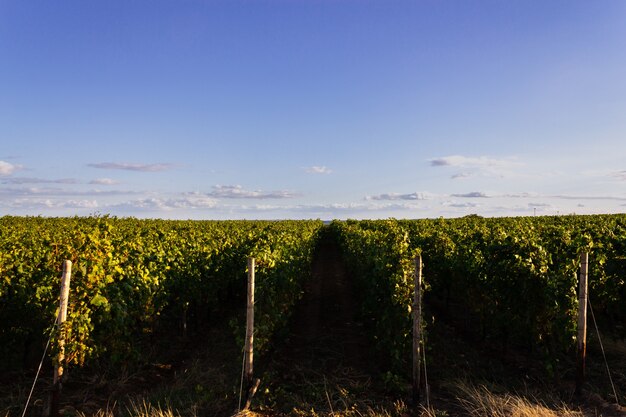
[443,202,479,208]
[240,204,283,211]
[293,202,425,213]
[114,196,218,211]
[0,187,140,197]
[365,192,433,201]
[305,166,333,175]
[66,200,99,209]
[611,170,626,181]
[172,197,217,209]
[213,201,427,216]
[88,162,176,172]
[90,178,120,185]
[445,191,626,202]
[430,155,521,168]
[0,161,22,176]
[0,187,63,197]
[207,185,300,199]
[451,172,472,180]
[502,192,538,198]
[451,192,490,198]
[528,203,552,208]
[430,155,523,180]
[8,199,99,210]
[550,194,626,201]
[1,177,78,185]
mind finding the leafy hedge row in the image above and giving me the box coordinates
[3,214,625,377]
[330,215,626,374]
[327,220,418,372]
[403,215,626,353]
[0,216,323,370]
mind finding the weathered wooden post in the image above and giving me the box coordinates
[243,257,260,409]
[576,252,589,396]
[412,254,423,405]
[47,260,72,417]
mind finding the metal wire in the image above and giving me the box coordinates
[21,318,57,417]
[588,296,620,406]
[237,344,246,412]
[422,335,430,408]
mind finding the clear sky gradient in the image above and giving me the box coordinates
[1,1,626,219]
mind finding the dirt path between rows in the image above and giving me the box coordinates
[289,236,371,369]
[260,235,384,414]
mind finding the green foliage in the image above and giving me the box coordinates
[0,216,323,370]
[2,213,625,381]
[328,219,419,372]
[330,215,626,374]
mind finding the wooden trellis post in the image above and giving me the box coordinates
[576,252,589,396]
[243,257,260,409]
[46,260,72,417]
[412,254,423,405]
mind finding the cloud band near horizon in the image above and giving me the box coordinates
[88,162,176,172]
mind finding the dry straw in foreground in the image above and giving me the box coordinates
[454,382,583,417]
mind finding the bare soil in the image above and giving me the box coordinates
[255,236,393,415]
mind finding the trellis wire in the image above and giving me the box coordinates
[422,335,430,408]
[588,297,620,406]
[237,343,246,412]
[21,317,57,417]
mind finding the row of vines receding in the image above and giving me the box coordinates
[0,216,324,371]
[2,214,625,382]
[329,214,626,377]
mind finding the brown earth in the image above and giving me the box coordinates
[254,236,395,415]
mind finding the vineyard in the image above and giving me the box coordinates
[1,215,626,416]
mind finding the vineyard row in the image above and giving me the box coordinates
[1,214,625,376]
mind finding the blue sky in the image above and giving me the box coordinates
[1,0,626,219]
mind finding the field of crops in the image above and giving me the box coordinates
[0,216,323,370]
[1,214,625,415]
[331,215,626,372]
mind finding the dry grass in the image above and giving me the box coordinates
[75,399,186,417]
[291,400,408,417]
[232,399,410,417]
[77,409,115,417]
[418,405,448,417]
[127,400,184,417]
[452,381,583,417]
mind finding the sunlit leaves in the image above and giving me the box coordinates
[0,216,323,370]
